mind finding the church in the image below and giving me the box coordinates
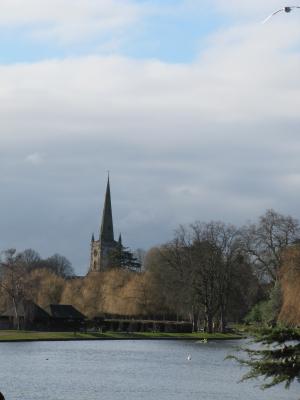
[88,176,122,272]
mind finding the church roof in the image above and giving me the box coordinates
[100,176,114,242]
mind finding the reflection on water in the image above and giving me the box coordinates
[0,340,298,400]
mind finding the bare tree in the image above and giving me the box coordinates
[190,239,221,333]
[0,249,31,329]
[44,254,74,278]
[159,227,196,323]
[17,249,41,271]
[153,222,255,332]
[191,222,241,332]
[240,209,300,282]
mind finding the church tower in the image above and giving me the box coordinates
[89,176,119,272]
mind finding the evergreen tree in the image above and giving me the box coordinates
[229,328,300,390]
[110,245,141,271]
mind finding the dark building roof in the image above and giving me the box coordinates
[45,304,86,320]
[2,301,50,320]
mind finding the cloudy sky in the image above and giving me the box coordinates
[1,0,300,274]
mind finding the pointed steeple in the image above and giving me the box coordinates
[91,233,95,242]
[100,175,114,242]
[118,233,122,246]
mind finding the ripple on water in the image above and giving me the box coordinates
[0,340,298,400]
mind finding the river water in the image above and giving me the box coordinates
[0,339,298,400]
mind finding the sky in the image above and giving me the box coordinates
[1,0,300,274]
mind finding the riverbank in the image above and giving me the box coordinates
[0,330,243,342]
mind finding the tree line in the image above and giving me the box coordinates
[0,208,299,331]
[144,209,300,332]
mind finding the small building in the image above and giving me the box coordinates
[1,301,50,330]
[44,304,86,331]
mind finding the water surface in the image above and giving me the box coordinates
[0,340,298,400]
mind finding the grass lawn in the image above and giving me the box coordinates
[0,330,243,342]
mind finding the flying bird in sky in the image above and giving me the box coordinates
[262,6,300,23]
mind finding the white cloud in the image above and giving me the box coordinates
[1,16,300,272]
[0,0,143,43]
[1,19,300,147]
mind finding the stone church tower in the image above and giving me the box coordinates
[89,176,120,272]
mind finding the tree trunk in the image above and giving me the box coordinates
[220,307,226,333]
[206,312,213,333]
[193,311,198,332]
[12,297,20,330]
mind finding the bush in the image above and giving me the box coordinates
[244,283,282,326]
[244,303,264,324]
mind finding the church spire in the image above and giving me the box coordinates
[100,175,114,242]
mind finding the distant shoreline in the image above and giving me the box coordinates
[0,330,244,343]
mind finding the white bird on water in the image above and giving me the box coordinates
[187,354,192,361]
[263,6,300,23]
